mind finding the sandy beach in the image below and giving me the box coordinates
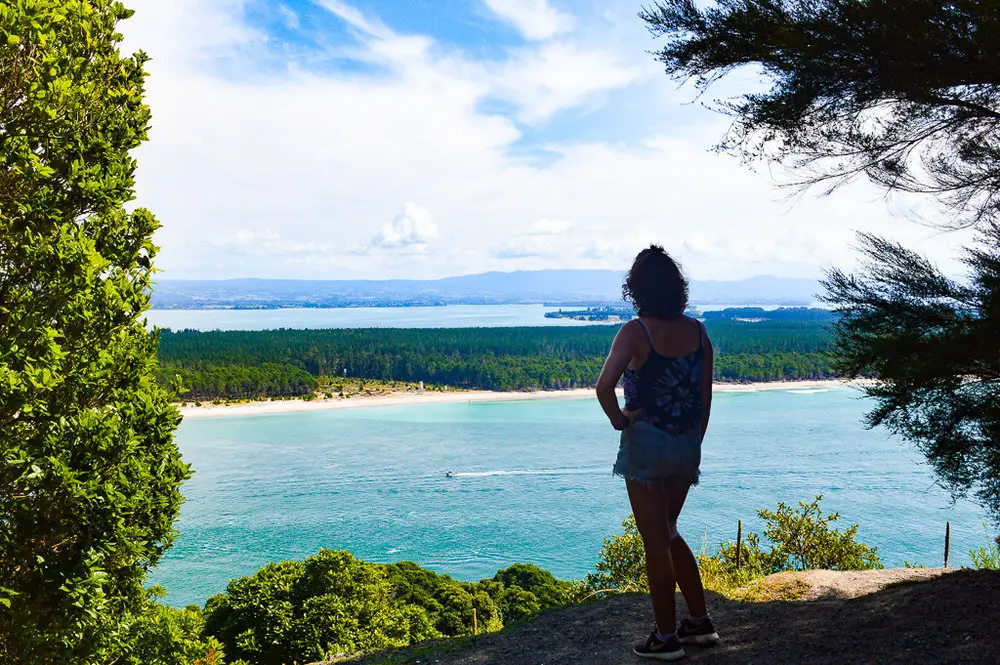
[177,379,859,420]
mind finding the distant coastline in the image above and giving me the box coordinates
[177,379,859,420]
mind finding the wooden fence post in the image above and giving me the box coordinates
[944,521,951,568]
[473,607,478,635]
[736,519,743,572]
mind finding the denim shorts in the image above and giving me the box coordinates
[613,420,702,485]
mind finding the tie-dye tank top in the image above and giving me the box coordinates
[622,318,706,435]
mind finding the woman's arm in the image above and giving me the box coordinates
[596,322,638,429]
[700,324,714,441]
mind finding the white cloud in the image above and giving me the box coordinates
[118,0,978,283]
[481,0,575,41]
[496,218,577,258]
[279,5,300,30]
[530,218,574,234]
[372,203,440,249]
[492,42,641,124]
[312,0,394,40]
[215,229,326,257]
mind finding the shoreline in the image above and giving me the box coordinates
[177,379,861,420]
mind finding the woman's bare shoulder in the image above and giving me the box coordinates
[681,314,705,330]
[618,318,644,339]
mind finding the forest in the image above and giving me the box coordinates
[156,320,836,400]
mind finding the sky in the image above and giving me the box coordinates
[120,0,976,281]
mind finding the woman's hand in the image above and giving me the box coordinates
[612,407,642,430]
[623,407,642,427]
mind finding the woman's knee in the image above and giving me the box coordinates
[641,531,671,553]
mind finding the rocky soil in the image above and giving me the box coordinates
[338,568,1000,665]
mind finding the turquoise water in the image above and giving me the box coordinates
[151,387,989,608]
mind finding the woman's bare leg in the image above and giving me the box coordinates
[665,480,708,618]
[626,479,677,634]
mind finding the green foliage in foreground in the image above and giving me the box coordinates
[125,499,885,663]
[583,497,881,598]
[824,228,1000,521]
[0,1,188,662]
[116,588,233,665]
[201,551,572,665]
[156,321,836,399]
[581,515,648,596]
[969,528,1000,571]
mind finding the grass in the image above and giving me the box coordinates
[730,572,811,602]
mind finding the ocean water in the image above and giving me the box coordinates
[144,303,819,331]
[144,305,611,331]
[150,387,990,608]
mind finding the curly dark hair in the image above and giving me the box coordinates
[622,245,689,319]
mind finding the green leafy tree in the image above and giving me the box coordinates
[642,0,1000,519]
[0,1,188,662]
[641,0,1000,229]
[823,230,1000,518]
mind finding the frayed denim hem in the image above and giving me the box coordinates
[611,469,700,487]
[612,420,702,486]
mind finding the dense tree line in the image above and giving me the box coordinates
[155,322,836,398]
[159,363,317,400]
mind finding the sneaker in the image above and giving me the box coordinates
[633,631,685,661]
[677,616,720,646]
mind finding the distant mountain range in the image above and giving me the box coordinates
[151,270,823,309]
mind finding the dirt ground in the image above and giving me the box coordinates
[340,568,1000,665]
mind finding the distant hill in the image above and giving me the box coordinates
[150,270,821,309]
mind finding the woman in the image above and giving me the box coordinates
[595,245,719,661]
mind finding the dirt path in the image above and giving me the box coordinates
[341,569,999,665]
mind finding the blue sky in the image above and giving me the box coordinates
[121,0,973,281]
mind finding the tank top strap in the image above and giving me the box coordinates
[696,320,707,352]
[636,319,655,352]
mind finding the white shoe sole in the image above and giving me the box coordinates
[633,647,686,661]
[679,632,720,646]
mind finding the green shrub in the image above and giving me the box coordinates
[491,563,573,623]
[757,496,882,572]
[202,552,571,664]
[969,527,1000,570]
[204,552,413,665]
[584,497,881,602]
[581,515,648,596]
[117,588,235,665]
[383,561,499,638]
